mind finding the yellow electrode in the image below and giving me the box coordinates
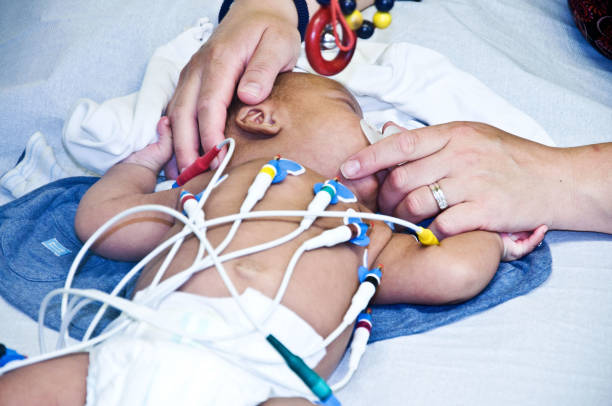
[416,228,439,245]
[260,164,276,179]
[373,11,392,29]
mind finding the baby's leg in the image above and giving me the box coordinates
[0,353,89,406]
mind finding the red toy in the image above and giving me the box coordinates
[305,2,356,76]
[305,0,396,76]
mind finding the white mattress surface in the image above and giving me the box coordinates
[1,0,611,404]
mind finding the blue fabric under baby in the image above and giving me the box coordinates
[0,177,552,342]
[0,177,136,338]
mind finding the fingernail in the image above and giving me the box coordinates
[341,160,360,178]
[240,82,262,98]
[210,157,220,170]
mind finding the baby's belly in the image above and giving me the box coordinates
[137,220,360,377]
[135,159,365,376]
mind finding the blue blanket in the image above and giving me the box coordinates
[0,177,551,342]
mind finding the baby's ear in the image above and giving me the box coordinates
[235,100,281,137]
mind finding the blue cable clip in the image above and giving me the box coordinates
[269,156,305,184]
[357,309,373,325]
[358,265,382,283]
[344,209,370,246]
[313,178,357,204]
[346,217,370,246]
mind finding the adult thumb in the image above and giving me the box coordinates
[429,203,484,239]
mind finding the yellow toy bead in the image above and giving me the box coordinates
[345,9,364,31]
[373,11,392,29]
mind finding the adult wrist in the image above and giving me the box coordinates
[555,144,612,233]
[543,147,574,231]
[538,145,594,232]
[219,0,316,41]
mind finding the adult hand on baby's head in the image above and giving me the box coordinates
[164,0,303,179]
[340,121,563,238]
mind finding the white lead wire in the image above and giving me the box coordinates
[23,144,428,391]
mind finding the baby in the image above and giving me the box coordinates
[0,72,544,406]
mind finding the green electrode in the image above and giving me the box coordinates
[321,184,336,198]
[266,334,333,402]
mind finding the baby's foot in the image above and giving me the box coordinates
[500,224,548,261]
[122,117,173,173]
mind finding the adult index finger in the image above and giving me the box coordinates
[236,26,300,105]
[340,123,453,179]
[168,68,202,172]
[196,47,243,161]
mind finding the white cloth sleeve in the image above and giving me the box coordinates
[62,18,214,174]
[297,41,555,147]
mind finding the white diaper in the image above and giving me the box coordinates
[86,288,326,406]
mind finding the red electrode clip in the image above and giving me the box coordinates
[175,143,224,187]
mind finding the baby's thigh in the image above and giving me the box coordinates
[0,353,89,406]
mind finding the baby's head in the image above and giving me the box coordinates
[225,72,379,209]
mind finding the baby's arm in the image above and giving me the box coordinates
[372,229,504,305]
[75,118,179,261]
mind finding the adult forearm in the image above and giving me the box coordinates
[341,122,612,237]
[554,143,612,233]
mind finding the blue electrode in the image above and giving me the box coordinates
[9,150,428,400]
[0,344,26,367]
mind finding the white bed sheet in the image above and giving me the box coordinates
[1,0,611,404]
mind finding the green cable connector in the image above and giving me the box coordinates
[266,334,333,401]
[321,184,336,199]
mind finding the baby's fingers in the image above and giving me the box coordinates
[500,225,548,261]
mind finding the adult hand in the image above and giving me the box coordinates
[340,121,566,238]
[164,0,308,178]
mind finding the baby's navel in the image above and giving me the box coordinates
[233,259,264,280]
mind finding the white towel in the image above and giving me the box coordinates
[297,41,555,147]
[62,18,214,174]
[2,18,553,203]
[0,132,86,205]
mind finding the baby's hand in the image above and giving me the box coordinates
[500,224,548,261]
[121,117,174,173]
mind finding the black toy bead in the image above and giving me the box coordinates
[339,0,357,15]
[356,20,375,39]
[375,0,395,12]
[316,0,331,5]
